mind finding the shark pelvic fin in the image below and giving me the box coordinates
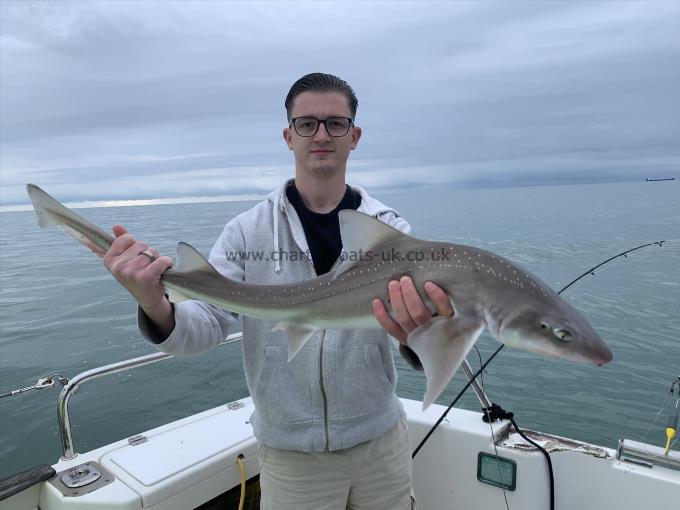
[407,315,485,410]
[273,321,320,362]
[174,242,221,275]
[333,210,410,278]
[167,288,191,303]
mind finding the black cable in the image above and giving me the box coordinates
[510,418,555,510]
[509,417,555,510]
[482,404,555,510]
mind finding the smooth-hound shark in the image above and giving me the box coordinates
[27,184,613,409]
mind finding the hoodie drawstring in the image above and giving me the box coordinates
[273,198,282,273]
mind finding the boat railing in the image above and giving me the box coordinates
[56,332,492,461]
[57,333,244,460]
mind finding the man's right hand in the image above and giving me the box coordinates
[93,224,176,337]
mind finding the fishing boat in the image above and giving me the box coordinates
[1,332,678,510]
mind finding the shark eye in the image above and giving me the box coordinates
[540,322,549,330]
[553,328,572,342]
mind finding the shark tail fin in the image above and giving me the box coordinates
[26,184,115,253]
[27,184,61,228]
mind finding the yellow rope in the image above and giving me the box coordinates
[236,454,246,510]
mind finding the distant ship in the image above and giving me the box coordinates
[645,177,675,182]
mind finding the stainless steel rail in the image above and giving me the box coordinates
[57,333,243,460]
[461,360,492,410]
[57,332,492,460]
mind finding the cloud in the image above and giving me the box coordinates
[1,1,679,206]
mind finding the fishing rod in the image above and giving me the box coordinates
[557,240,666,294]
[411,239,667,510]
[640,375,680,456]
[0,374,69,399]
[664,378,679,455]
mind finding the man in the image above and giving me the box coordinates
[99,73,453,509]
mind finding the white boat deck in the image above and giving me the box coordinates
[1,397,679,509]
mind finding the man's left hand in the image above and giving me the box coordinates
[372,277,453,345]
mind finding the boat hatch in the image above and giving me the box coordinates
[99,400,258,508]
[106,408,252,486]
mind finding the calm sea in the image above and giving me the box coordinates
[1,181,678,478]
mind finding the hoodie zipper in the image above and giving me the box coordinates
[319,330,330,450]
[280,199,331,450]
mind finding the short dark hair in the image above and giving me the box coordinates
[285,73,358,122]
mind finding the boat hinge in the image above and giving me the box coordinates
[227,400,245,410]
[128,434,148,446]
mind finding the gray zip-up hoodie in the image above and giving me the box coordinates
[139,179,410,452]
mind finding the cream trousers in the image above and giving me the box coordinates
[258,415,415,510]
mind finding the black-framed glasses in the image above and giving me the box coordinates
[290,117,353,137]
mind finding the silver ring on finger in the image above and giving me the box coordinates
[140,249,156,261]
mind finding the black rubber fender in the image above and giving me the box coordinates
[0,464,55,501]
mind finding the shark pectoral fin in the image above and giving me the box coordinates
[407,315,485,411]
[272,322,320,362]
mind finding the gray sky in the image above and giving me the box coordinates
[1,1,679,208]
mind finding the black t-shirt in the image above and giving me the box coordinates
[286,181,361,276]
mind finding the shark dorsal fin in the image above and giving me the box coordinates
[168,242,222,303]
[175,242,220,274]
[332,210,408,278]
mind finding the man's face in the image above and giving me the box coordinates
[283,91,362,177]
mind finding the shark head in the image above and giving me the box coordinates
[498,297,613,366]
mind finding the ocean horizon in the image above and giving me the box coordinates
[2,177,670,213]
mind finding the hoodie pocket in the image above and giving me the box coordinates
[364,343,396,393]
[254,345,315,425]
[336,343,396,418]
[254,346,280,404]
